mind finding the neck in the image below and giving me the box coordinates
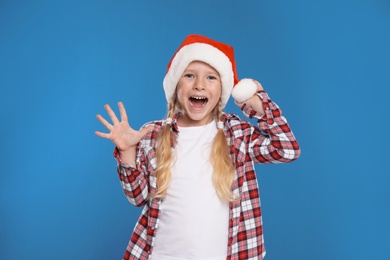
[177,114,214,127]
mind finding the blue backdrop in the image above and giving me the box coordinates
[1,1,389,259]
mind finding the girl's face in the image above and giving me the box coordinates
[176,61,222,127]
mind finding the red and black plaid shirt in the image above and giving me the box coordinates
[114,91,300,260]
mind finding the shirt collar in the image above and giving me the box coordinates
[168,112,228,132]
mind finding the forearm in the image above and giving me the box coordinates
[242,91,300,163]
[114,148,149,206]
[255,115,300,163]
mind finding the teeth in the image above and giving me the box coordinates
[191,96,207,100]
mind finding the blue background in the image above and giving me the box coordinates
[1,1,389,259]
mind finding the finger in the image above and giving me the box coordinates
[104,104,120,124]
[234,100,244,107]
[94,130,111,140]
[96,114,113,131]
[118,102,128,122]
[253,80,264,90]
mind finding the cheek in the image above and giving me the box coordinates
[212,85,222,99]
[214,81,222,94]
[176,87,183,97]
[176,88,186,105]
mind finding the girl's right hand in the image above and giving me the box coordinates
[95,102,153,153]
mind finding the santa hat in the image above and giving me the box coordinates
[163,34,257,108]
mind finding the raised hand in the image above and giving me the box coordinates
[234,80,265,116]
[95,102,153,164]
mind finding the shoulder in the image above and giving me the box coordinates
[138,120,164,147]
[141,119,164,131]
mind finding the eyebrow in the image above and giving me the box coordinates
[183,68,220,76]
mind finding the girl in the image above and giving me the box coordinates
[95,34,300,260]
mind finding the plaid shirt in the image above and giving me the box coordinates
[114,91,300,260]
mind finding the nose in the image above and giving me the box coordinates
[193,78,205,91]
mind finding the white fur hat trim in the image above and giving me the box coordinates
[231,78,258,103]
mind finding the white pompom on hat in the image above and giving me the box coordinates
[231,78,258,103]
[163,34,257,108]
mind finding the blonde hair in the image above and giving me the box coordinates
[152,98,236,202]
[210,100,236,202]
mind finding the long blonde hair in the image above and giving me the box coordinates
[152,98,236,202]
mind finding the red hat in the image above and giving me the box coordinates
[163,34,257,108]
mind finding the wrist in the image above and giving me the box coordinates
[118,146,137,166]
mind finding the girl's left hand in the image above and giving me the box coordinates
[234,80,265,115]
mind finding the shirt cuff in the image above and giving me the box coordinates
[240,90,269,120]
[113,147,137,169]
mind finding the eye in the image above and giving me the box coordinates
[184,73,194,78]
[207,75,218,80]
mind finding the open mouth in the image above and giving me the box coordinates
[189,96,208,109]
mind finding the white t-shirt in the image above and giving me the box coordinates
[151,121,230,260]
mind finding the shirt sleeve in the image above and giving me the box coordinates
[240,90,301,164]
[113,147,149,207]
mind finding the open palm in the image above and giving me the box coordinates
[95,102,152,152]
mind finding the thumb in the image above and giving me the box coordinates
[139,125,154,138]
